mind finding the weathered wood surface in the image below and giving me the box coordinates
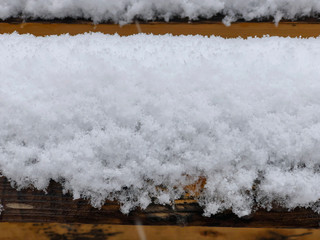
[0,223,319,240]
[0,177,320,228]
[1,19,320,37]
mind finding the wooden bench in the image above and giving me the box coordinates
[1,17,320,239]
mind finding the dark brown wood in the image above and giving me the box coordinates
[0,177,320,228]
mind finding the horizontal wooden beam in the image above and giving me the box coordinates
[0,177,320,228]
[1,20,320,37]
[1,222,320,240]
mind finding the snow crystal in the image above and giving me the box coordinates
[1,0,320,24]
[1,33,320,216]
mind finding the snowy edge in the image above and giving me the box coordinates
[1,1,320,25]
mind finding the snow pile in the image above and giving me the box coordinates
[1,0,320,24]
[1,33,320,217]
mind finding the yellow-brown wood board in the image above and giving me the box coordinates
[0,223,319,240]
[1,21,320,38]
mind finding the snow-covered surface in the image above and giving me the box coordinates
[1,33,320,216]
[1,0,320,24]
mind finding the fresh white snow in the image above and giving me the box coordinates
[1,0,320,24]
[1,33,320,216]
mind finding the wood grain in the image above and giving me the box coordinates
[1,21,320,37]
[0,223,319,240]
[0,177,320,228]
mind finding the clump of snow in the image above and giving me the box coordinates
[1,0,320,24]
[1,33,320,217]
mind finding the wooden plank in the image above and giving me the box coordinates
[0,223,319,240]
[1,21,320,37]
[0,18,319,228]
[0,177,320,228]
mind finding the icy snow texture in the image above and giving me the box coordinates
[1,0,320,24]
[1,33,320,216]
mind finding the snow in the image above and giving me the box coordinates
[1,33,320,216]
[1,0,320,24]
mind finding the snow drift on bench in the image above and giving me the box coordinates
[1,33,320,217]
